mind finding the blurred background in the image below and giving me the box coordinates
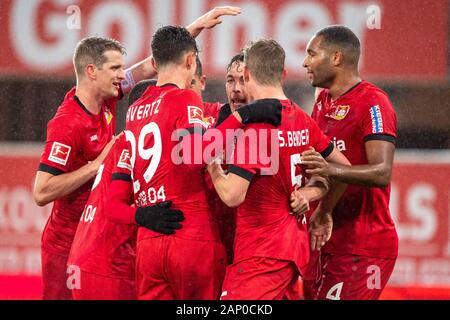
[0,0,449,299]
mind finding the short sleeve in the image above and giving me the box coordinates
[111,135,133,182]
[174,90,207,132]
[228,123,275,181]
[308,117,334,158]
[361,92,397,144]
[38,117,80,175]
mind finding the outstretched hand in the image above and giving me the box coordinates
[187,6,242,37]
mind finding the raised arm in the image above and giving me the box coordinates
[121,6,242,94]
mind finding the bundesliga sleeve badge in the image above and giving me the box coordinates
[117,149,133,171]
[188,106,207,127]
[48,142,71,166]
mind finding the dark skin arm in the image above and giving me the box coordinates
[300,140,395,188]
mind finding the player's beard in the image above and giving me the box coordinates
[311,71,335,89]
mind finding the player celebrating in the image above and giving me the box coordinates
[68,134,183,300]
[106,25,282,300]
[207,39,349,300]
[33,5,244,300]
[301,25,398,300]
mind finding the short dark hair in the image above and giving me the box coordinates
[151,26,198,67]
[315,25,361,65]
[73,36,126,77]
[195,56,203,78]
[128,79,157,106]
[227,52,244,72]
[243,39,285,86]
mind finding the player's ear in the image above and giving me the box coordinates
[281,69,287,82]
[243,66,250,83]
[85,64,97,80]
[200,75,206,91]
[186,52,196,71]
[332,50,343,67]
[151,57,158,73]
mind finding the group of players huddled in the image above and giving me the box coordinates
[33,6,398,300]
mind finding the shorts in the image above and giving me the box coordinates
[136,236,227,300]
[303,252,396,300]
[71,270,135,300]
[221,257,299,300]
[41,248,73,300]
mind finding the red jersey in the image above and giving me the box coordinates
[202,101,236,263]
[203,102,223,127]
[119,84,220,242]
[229,99,333,273]
[312,81,398,259]
[39,87,117,254]
[68,135,136,279]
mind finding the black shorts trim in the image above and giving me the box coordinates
[38,163,65,176]
[228,165,254,182]
[112,173,132,182]
[320,142,335,158]
[364,134,396,145]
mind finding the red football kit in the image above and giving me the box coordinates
[68,135,137,300]
[304,81,398,300]
[220,99,333,300]
[203,102,237,265]
[108,85,244,299]
[38,87,118,299]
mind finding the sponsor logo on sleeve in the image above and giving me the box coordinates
[370,105,384,133]
[117,149,132,171]
[188,106,207,127]
[49,142,71,166]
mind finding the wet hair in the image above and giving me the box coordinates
[243,39,285,86]
[73,36,126,77]
[128,79,157,106]
[315,25,361,65]
[151,26,198,67]
[226,52,244,73]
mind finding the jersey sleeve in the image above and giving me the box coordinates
[173,90,208,133]
[308,117,334,158]
[106,134,136,225]
[360,92,397,144]
[111,134,133,182]
[38,116,80,175]
[228,123,275,181]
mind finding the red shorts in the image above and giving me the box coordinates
[303,252,396,300]
[71,270,135,300]
[221,257,299,300]
[136,236,227,300]
[41,248,73,300]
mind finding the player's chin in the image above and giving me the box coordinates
[232,100,247,110]
[109,87,120,98]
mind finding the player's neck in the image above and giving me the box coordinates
[329,72,362,100]
[75,82,103,115]
[156,69,188,90]
[250,85,287,101]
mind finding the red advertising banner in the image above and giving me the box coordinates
[0,0,447,81]
[0,146,449,298]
